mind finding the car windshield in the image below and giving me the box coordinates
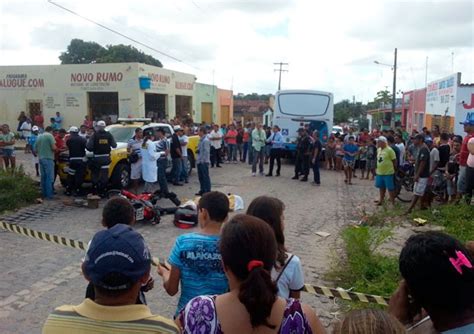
[107,127,137,143]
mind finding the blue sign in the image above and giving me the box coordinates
[282,129,289,136]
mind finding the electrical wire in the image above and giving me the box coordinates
[47,0,183,63]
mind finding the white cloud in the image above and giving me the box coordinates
[0,0,472,103]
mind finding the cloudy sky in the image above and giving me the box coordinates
[1,0,473,103]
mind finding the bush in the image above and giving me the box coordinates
[327,226,400,300]
[0,167,40,213]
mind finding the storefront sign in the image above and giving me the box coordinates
[175,81,194,90]
[65,93,81,108]
[0,74,44,88]
[455,87,474,135]
[70,72,123,83]
[426,74,458,117]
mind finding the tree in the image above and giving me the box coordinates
[59,39,105,64]
[59,39,163,67]
[374,90,392,108]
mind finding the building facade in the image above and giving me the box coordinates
[217,88,233,125]
[0,63,233,130]
[402,88,426,132]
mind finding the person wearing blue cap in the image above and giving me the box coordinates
[458,117,474,202]
[42,224,178,334]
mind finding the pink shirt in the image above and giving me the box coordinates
[225,130,237,145]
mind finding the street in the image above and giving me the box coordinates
[0,152,378,333]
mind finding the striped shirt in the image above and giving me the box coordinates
[42,298,178,334]
[155,138,169,160]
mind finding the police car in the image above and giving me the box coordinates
[58,119,199,189]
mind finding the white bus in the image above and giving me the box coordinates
[272,90,333,155]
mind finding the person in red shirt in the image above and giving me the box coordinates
[33,113,44,129]
[83,115,93,129]
[225,124,238,163]
[457,119,474,199]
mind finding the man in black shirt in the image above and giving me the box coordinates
[292,128,311,181]
[438,133,451,170]
[66,126,87,196]
[406,134,430,214]
[170,126,183,186]
[311,131,323,185]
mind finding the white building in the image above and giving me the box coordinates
[0,63,197,130]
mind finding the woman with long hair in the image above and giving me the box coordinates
[141,131,159,193]
[178,214,325,334]
[247,196,304,299]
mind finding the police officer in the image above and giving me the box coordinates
[292,128,311,182]
[86,120,117,196]
[66,126,87,196]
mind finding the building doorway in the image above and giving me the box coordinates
[201,102,213,124]
[176,95,192,121]
[88,92,119,122]
[220,105,230,125]
[145,93,167,121]
[28,101,42,120]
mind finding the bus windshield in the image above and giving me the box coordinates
[278,93,330,117]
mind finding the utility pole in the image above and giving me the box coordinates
[425,56,429,87]
[352,95,356,127]
[274,62,289,91]
[391,48,397,129]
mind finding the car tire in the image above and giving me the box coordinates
[110,162,130,189]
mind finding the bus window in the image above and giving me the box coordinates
[278,93,330,116]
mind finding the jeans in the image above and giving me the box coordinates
[237,143,243,160]
[210,147,221,167]
[157,159,169,195]
[268,148,282,175]
[252,149,264,173]
[248,145,254,165]
[39,158,54,199]
[197,163,211,193]
[242,142,249,162]
[227,144,237,162]
[171,157,182,183]
[312,158,321,184]
[180,156,188,182]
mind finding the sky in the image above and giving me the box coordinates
[1,0,473,103]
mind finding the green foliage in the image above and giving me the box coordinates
[327,226,400,299]
[0,167,40,213]
[59,39,163,67]
[410,204,474,242]
[374,90,393,106]
[234,93,272,101]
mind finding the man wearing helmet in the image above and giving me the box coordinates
[86,120,117,197]
[66,126,87,196]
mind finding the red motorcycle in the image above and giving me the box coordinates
[108,189,181,225]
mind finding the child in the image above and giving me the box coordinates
[158,191,230,316]
[84,197,154,304]
[358,141,368,179]
[366,139,377,180]
[343,136,359,185]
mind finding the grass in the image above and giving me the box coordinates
[409,203,474,242]
[326,203,473,310]
[0,167,40,214]
[326,225,400,301]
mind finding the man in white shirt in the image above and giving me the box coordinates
[179,128,189,183]
[395,134,406,166]
[208,124,222,168]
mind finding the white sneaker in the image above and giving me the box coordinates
[233,161,238,164]
[252,173,256,177]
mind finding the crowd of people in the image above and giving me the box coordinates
[41,192,474,333]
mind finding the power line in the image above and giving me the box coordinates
[274,62,288,90]
[47,0,183,63]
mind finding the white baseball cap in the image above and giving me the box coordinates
[173,125,183,132]
[97,121,106,127]
[376,136,388,143]
[69,126,79,133]
[32,126,39,131]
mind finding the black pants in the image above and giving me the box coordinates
[157,158,170,195]
[268,148,282,175]
[67,160,85,193]
[466,166,474,201]
[295,154,309,177]
[90,156,110,195]
[210,147,221,167]
[312,158,321,184]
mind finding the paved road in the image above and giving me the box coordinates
[0,152,378,333]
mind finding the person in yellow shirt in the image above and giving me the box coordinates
[42,224,178,334]
[375,136,397,206]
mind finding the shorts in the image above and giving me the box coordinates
[2,148,15,158]
[457,166,467,194]
[366,159,376,170]
[130,160,142,180]
[375,174,395,191]
[413,177,429,196]
[342,159,355,169]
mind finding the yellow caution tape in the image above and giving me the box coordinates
[0,221,390,306]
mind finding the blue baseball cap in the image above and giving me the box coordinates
[460,119,474,126]
[83,224,151,290]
